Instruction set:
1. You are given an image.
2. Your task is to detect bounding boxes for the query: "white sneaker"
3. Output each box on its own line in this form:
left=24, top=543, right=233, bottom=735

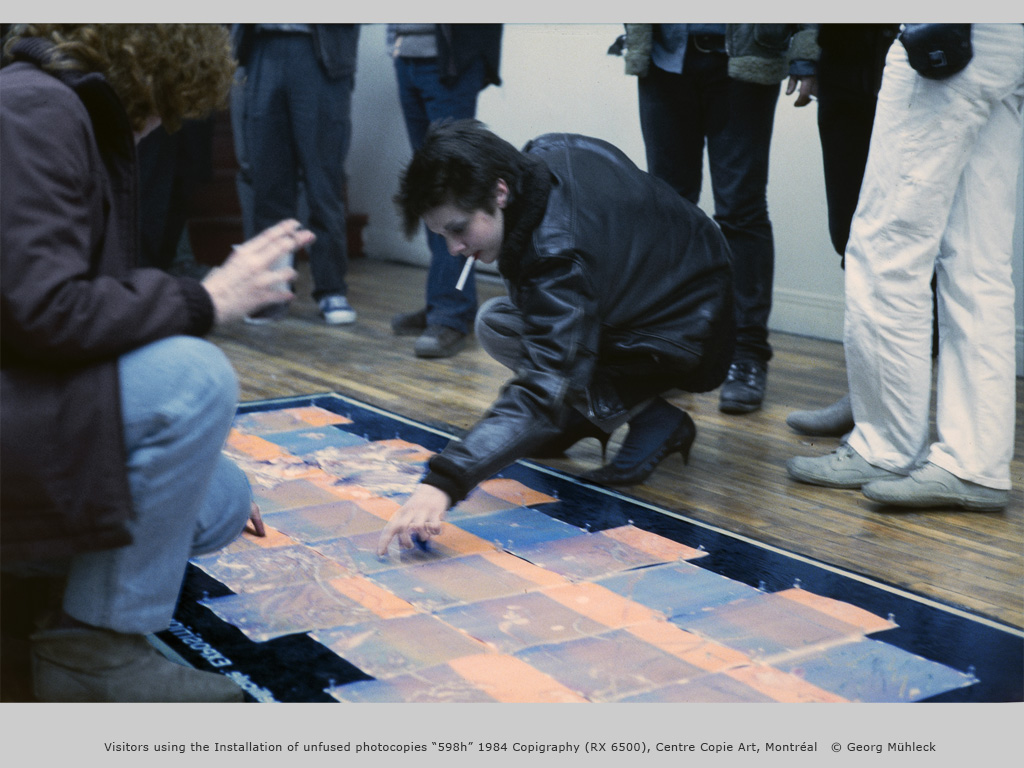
left=319, top=295, right=356, bottom=325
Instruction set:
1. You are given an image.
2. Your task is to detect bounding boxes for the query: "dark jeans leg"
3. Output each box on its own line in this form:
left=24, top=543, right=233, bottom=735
left=394, top=57, right=486, bottom=334
left=704, top=69, right=779, bottom=366
left=638, top=53, right=778, bottom=366
left=243, top=36, right=300, bottom=241
left=290, top=63, right=354, bottom=300
left=637, top=64, right=707, bottom=204
left=244, top=34, right=353, bottom=300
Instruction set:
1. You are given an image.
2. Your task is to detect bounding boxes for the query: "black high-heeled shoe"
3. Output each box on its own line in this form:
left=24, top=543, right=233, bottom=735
left=531, top=410, right=611, bottom=460
left=581, top=399, right=695, bottom=486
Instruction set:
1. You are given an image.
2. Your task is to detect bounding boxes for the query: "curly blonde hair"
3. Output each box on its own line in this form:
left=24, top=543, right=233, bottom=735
left=4, top=24, right=236, bottom=132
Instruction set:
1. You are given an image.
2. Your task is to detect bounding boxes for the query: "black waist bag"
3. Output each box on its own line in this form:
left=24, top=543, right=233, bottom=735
left=899, top=24, right=973, bottom=79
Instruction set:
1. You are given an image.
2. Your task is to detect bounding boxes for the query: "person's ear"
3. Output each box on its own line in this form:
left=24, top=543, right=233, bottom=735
left=494, top=179, right=509, bottom=209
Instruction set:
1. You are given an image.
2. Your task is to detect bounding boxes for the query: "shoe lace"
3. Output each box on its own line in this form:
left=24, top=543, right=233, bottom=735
left=322, top=296, right=349, bottom=311
left=727, top=361, right=763, bottom=386
left=834, top=443, right=858, bottom=463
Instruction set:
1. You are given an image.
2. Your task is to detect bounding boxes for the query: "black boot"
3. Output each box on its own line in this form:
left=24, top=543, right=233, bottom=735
left=719, top=360, right=767, bottom=414
left=581, top=399, right=695, bottom=486
left=531, top=410, right=610, bottom=460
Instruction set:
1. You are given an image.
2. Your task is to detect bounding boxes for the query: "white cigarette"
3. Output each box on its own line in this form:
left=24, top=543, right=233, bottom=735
left=455, top=256, right=475, bottom=291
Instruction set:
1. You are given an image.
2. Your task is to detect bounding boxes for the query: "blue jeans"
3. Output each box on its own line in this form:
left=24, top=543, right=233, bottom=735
left=61, top=337, right=251, bottom=634
left=238, top=32, right=354, bottom=300
left=638, top=50, right=779, bottom=364
left=394, top=56, right=487, bottom=334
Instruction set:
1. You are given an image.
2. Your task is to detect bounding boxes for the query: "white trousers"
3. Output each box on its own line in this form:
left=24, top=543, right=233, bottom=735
left=845, top=23, right=1024, bottom=490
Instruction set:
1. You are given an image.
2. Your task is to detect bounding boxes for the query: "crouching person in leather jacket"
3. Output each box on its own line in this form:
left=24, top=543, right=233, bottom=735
left=378, top=120, right=734, bottom=555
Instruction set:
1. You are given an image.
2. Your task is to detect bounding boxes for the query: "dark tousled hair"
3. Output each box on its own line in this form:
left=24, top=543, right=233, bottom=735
left=394, top=119, right=524, bottom=238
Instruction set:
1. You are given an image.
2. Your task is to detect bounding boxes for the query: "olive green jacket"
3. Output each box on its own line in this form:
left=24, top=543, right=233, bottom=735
left=620, top=24, right=819, bottom=84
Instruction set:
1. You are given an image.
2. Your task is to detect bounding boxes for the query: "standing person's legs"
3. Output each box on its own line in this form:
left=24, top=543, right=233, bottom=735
left=702, top=65, right=778, bottom=413
left=418, top=58, right=486, bottom=337
left=844, top=37, right=1008, bottom=476
left=816, top=50, right=884, bottom=261
left=240, top=34, right=300, bottom=322
left=637, top=63, right=710, bottom=205
left=287, top=36, right=354, bottom=308
left=705, top=74, right=779, bottom=372
left=393, top=56, right=486, bottom=356
left=230, top=68, right=255, bottom=240
left=242, top=35, right=299, bottom=238
left=926, top=24, right=1024, bottom=491
left=786, top=38, right=888, bottom=437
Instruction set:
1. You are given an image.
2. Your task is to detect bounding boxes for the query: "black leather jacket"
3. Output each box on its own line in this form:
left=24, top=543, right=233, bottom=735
left=423, top=133, right=734, bottom=505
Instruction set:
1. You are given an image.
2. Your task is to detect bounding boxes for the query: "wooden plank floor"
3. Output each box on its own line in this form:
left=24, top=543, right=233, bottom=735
left=210, top=257, right=1024, bottom=629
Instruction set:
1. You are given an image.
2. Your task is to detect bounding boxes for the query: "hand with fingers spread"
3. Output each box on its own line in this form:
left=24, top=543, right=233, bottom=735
left=377, top=484, right=450, bottom=556
left=202, top=219, right=316, bottom=325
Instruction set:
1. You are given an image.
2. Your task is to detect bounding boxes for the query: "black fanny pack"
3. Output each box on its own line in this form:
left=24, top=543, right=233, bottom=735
left=899, top=24, right=973, bottom=79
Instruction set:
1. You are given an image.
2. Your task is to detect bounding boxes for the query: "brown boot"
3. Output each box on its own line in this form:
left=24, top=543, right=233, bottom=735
left=30, top=627, right=244, bottom=702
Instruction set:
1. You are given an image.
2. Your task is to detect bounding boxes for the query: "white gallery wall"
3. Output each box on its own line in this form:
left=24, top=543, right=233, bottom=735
left=345, top=23, right=1024, bottom=375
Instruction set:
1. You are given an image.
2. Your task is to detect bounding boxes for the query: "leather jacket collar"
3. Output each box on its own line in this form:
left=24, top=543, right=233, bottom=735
left=496, top=155, right=553, bottom=282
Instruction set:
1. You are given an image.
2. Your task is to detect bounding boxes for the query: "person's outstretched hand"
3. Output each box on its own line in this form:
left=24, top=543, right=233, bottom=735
left=202, top=219, right=315, bottom=325
left=377, top=484, right=450, bottom=556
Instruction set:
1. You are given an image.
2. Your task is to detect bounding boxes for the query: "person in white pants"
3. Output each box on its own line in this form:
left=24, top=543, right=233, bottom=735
left=787, top=23, right=1023, bottom=511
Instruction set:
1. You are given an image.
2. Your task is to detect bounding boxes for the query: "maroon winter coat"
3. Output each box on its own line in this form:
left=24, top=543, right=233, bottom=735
left=0, top=39, right=216, bottom=561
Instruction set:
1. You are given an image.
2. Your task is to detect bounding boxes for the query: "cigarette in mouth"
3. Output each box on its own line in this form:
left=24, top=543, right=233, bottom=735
left=456, top=256, right=475, bottom=291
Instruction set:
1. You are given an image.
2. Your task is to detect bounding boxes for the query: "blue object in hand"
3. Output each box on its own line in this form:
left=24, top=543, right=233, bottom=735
left=412, top=532, right=431, bottom=552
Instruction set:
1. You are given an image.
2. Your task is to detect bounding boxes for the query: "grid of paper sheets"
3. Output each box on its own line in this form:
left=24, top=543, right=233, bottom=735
left=191, top=405, right=976, bottom=703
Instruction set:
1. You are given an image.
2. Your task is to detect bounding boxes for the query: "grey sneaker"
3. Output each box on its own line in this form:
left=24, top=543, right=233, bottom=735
left=862, top=462, right=1009, bottom=511
left=414, top=325, right=467, bottom=358
left=319, top=295, right=356, bottom=325
left=787, top=443, right=900, bottom=489
left=786, top=394, right=854, bottom=437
